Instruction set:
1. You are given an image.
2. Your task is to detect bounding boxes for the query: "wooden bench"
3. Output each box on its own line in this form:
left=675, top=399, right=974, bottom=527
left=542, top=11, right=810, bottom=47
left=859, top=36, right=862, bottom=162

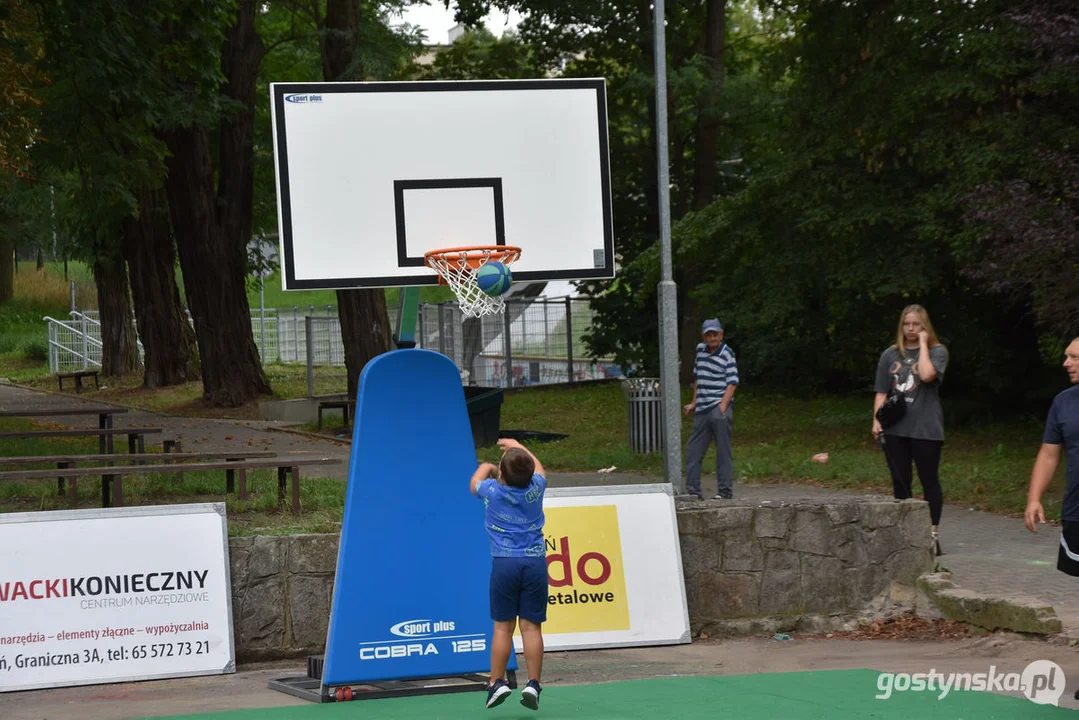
left=57, top=370, right=100, bottom=393
left=317, top=400, right=354, bottom=430
left=0, top=456, right=343, bottom=515
left=0, top=451, right=278, bottom=498
left=0, top=427, right=164, bottom=454
left=0, top=407, right=129, bottom=453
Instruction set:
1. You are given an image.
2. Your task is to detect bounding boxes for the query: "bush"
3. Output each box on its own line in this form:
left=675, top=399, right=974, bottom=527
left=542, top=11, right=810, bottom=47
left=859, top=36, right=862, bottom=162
left=22, top=340, right=49, bottom=363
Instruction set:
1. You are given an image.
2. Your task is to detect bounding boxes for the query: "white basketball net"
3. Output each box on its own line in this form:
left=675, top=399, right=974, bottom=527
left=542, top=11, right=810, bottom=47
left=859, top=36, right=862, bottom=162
left=425, top=247, right=521, bottom=319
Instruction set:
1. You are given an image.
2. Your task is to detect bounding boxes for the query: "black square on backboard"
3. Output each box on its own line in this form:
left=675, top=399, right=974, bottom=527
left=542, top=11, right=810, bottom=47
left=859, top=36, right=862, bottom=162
left=394, top=178, right=506, bottom=267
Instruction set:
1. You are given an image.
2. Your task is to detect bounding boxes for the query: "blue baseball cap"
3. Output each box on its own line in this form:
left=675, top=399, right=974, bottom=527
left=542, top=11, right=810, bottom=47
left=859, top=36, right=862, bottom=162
left=701, top=318, right=722, bottom=334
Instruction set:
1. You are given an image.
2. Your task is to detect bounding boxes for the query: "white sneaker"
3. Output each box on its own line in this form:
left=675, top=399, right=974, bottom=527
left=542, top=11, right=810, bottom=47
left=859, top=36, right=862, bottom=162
left=520, top=679, right=541, bottom=710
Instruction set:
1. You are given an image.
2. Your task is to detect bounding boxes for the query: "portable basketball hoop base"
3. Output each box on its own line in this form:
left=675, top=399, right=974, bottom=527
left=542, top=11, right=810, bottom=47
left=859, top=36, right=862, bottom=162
left=268, top=655, right=516, bottom=704
left=267, top=349, right=518, bottom=705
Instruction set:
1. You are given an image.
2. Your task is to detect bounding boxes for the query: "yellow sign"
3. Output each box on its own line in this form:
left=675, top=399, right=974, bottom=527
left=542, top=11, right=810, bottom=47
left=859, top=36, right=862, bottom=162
left=539, top=505, right=630, bottom=634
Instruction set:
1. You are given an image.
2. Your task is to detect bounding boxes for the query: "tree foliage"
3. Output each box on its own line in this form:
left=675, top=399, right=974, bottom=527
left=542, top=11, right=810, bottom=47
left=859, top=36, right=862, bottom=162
left=557, top=0, right=1077, bottom=404
left=960, top=0, right=1079, bottom=341
left=0, top=0, right=43, bottom=185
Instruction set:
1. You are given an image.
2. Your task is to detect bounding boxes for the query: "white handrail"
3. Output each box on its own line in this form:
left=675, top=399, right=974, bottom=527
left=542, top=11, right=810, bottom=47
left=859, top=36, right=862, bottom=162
left=43, top=316, right=103, bottom=372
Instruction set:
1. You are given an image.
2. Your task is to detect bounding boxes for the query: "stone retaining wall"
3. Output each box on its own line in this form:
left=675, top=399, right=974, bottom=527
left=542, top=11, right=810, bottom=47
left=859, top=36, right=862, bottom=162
left=678, top=499, right=936, bottom=637
left=228, top=498, right=936, bottom=661
left=229, top=535, right=339, bottom=662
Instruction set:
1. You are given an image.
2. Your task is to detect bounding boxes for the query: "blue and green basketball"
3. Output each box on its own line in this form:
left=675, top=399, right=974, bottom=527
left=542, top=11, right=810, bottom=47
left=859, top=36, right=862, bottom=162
left=476, top=261, right=512, bottom=297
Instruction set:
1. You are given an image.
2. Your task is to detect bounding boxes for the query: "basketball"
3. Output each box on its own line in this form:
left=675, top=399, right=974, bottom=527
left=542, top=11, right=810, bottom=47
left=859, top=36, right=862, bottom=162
left=476, top=261, right=512, bottom=297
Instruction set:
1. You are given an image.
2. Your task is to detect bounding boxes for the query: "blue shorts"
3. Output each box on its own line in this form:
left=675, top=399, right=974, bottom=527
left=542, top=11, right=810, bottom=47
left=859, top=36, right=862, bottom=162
left=490, top=556, right=548, bottom=625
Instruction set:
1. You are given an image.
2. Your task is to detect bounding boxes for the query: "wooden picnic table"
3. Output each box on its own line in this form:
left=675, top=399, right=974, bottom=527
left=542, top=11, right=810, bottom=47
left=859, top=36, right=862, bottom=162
left=0, top=427, right=162, bottom=454
left=0, top=406, right=129, bottom=453
left=0, top=455, right=343, bottom=515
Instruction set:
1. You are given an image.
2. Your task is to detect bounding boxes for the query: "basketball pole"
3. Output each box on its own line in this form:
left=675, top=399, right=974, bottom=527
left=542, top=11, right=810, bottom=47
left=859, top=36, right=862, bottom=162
left=396, top=287, right=421, bottom=348
left=653, top=0, right=684, bottom=493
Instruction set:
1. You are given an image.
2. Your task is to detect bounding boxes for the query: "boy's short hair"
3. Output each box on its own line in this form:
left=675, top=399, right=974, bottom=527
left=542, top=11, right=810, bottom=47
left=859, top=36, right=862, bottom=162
left=500, top=448, right=535, bottom=488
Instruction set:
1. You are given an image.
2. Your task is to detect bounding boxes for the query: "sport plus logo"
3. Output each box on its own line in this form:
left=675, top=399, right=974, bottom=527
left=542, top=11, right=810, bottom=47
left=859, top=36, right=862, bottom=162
left=389, top=619, right=456, bottom=638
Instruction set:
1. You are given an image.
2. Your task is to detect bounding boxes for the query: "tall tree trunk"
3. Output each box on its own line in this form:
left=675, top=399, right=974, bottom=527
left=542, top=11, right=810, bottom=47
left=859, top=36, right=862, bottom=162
left=321, top=0, right=393, bottom=400
left=218, top=0, right=263, bottom=270
left=123, top=186, right=200, bottom=388
left=691, top=0, right=725, bottom=211
left=0, top=239, right=13, bottom=304
left=680, top=0, right=726, bottom=383
left=160, top=0, right=270, bottom=406
left=164, top=125, right=270, bottom=406
left=35, top=246, right=44, bottom=270
left=92, top=252, right=140, bottom=377
left=339, top=291, right=393, bottom=396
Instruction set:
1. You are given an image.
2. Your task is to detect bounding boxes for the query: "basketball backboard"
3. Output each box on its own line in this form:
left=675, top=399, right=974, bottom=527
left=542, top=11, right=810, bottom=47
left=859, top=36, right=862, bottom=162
left=269, top=78, right=614, bottom=290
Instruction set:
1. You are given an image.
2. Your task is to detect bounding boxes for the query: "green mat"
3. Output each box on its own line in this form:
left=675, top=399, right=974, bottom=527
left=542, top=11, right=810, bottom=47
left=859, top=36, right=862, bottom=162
left=152, top=670, right=1073, bottom=719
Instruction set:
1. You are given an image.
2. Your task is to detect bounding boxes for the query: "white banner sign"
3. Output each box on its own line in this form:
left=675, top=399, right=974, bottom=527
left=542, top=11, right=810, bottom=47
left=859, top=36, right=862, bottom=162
left=0, top=504, right=235, bottom=692
left=514, top=484, right=690, bottom=652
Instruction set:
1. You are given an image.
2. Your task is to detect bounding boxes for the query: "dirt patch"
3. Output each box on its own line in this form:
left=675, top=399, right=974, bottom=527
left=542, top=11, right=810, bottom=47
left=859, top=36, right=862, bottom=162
left=795, top=616, right=976, bottom=642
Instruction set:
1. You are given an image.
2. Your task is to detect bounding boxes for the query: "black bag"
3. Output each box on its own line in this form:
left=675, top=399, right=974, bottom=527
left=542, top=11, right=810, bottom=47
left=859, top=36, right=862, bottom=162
left=876, top=387, right=907, bottom=428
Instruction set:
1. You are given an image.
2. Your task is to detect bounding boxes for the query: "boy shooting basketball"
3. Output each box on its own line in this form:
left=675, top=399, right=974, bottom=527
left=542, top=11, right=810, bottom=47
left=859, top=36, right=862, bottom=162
left=470, top=438, right=548, bottom=710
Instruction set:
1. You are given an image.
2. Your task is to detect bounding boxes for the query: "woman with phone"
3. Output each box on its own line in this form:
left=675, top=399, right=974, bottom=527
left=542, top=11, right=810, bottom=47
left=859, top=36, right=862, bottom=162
left=872, top=305, right=950, bottom=555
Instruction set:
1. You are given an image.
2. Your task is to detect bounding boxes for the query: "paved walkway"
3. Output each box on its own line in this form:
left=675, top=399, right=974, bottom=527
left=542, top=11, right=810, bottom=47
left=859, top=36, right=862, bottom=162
left=2, top=382, right=1076, bottom=632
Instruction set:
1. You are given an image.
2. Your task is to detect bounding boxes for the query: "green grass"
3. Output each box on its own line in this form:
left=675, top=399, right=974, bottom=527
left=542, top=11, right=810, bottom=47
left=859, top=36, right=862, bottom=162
left=488, top=383, right=1064, bottom=521
left=0, top=261, right=96, bottom=381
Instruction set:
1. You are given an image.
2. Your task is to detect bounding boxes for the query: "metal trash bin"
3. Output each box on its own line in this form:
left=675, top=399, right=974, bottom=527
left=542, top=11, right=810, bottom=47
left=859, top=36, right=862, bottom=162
left=622, top=378, right=663, bottom=454
left=464, top=386, right=504, bottom=449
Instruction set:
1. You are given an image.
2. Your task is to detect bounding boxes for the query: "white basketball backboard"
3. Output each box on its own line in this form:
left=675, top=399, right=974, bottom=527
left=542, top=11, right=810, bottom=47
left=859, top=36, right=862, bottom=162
left=269, top=79, right=615, bottom=290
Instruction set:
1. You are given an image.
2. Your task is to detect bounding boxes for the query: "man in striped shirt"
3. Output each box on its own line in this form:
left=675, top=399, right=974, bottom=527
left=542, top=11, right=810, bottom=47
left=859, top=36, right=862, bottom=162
left=683, top=318, right=739, bottom=500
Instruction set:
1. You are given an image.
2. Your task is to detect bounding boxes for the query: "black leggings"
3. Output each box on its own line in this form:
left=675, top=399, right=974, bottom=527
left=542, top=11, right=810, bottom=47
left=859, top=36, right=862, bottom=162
left=881, top=435, right=943, bottom=525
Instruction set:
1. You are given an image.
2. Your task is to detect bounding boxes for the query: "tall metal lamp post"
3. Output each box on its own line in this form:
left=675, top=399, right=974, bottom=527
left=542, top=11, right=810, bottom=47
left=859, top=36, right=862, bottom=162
left=653, top=0, right=684, bottom=493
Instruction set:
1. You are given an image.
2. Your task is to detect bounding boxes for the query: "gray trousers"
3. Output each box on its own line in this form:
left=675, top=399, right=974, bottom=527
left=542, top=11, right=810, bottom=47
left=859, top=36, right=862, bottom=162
left=685, top=403, right=734, bottom=498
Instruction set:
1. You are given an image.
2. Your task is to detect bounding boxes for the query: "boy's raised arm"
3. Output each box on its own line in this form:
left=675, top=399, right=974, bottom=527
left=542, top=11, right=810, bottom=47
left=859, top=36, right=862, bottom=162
left=471, top=462, right=497, bottom=495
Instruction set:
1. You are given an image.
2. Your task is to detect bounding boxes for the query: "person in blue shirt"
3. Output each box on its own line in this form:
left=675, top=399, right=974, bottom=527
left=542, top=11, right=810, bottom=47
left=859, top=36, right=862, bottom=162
left=470, top=438, right=548, bottom=711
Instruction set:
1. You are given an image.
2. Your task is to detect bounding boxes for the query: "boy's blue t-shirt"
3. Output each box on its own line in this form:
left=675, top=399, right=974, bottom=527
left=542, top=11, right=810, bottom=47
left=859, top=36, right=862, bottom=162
left=476, top=473, right=547, bottom=558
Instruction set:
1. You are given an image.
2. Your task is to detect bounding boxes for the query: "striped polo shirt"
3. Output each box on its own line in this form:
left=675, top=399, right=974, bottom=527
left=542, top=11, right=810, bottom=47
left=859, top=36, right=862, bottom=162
left=693, top=342, right=739, bottom=413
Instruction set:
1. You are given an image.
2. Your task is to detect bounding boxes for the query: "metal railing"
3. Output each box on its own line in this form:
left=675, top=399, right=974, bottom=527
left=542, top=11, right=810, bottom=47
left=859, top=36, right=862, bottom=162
left=44, top=312, right=104, bottom=372
left=299, top=298, right=620, bottom=389
left=45, top=298, right=620, bottom=390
